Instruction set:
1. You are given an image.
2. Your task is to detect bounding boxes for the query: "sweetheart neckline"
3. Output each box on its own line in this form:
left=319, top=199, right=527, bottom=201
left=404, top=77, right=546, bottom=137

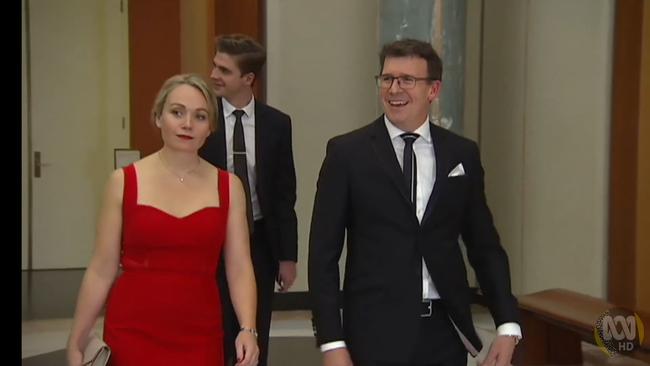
left=135, top=203, right=221, bottom=219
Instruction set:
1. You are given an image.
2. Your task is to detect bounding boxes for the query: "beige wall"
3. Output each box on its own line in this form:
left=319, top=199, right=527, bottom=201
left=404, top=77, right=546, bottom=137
left=24, top=0, right=130, bottom=268
left=266, top=0, right=379, bottom=291
left=480, top=0, right=528, bottom=296
left=481, top=0, right=613, bottom=297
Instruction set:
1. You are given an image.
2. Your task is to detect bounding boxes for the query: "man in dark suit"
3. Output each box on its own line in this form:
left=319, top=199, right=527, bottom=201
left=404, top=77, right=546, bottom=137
left=308, top=39, right=521, bottom=366
left=200, top=34, right=298, bottom=366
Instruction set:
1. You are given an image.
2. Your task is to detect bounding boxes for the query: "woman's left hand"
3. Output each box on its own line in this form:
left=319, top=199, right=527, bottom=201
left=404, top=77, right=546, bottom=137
left=234, top=329, right=259, bottom=366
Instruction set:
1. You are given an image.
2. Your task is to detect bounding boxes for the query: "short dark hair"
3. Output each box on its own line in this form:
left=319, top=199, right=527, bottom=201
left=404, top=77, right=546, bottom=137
left=215, top=34, right=266, bottom=78
left=379, top=39, right=442, bottom=81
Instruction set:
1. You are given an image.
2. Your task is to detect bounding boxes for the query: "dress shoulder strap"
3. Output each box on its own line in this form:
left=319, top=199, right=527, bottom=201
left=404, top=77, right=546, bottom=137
left=121, top=164, right=138, bottom=213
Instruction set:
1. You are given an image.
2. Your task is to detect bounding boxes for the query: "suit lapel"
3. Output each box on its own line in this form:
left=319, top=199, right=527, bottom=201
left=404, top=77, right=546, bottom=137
left=254, top=101, right=266, bottom=188
left=369, top=117, right=415, bottom=213
left=422, top=123, right=452, bottom=223
left=215, top=98, right=227, bottom=168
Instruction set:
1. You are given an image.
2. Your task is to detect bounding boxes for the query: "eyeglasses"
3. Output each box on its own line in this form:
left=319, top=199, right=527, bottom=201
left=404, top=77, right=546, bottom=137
left=375, top=75, right=436, bottom=89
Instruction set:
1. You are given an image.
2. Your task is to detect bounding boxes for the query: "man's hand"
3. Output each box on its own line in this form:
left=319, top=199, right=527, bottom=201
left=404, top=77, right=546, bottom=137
left=479, top=335, right=517, bottom=366
left=276, top=260, right=297, bottom=292
left=323, top=348, right=353, bottom=366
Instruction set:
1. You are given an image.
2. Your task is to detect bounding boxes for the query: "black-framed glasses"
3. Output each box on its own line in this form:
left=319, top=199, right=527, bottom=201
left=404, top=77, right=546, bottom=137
left=375, top=75, right=436, bottom=89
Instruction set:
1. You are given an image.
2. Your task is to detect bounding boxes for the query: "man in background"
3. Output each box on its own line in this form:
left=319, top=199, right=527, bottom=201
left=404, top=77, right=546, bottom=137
left=200, top=33, right=298, bottom=366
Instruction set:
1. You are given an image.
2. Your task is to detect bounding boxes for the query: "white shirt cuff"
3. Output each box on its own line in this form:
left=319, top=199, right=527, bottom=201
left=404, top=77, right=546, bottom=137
left=496, top=322, right=522, bottom=339
left=320, top=341, right=347, bottom=353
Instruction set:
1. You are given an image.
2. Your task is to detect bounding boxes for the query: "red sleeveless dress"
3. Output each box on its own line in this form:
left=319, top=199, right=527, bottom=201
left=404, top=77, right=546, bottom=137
left=103, top=165, right=228, bottom=365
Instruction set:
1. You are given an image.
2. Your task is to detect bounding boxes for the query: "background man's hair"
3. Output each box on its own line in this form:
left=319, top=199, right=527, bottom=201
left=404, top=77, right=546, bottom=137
left=215, top=34, right=267, bottom=77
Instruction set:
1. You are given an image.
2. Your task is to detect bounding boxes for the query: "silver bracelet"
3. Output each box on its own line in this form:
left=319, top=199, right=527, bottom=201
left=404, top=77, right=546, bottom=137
left=240, top=327, right=258, bottom=338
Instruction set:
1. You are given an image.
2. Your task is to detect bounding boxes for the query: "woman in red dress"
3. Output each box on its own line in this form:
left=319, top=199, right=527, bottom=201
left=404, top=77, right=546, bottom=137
left=66, top=74, right=259, bottom=366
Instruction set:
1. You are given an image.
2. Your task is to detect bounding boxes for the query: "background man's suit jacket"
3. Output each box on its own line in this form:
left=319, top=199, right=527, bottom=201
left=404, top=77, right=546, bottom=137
left=308, top=117, right=519, bottom=362
left=200, top=98, right=298, bottom=262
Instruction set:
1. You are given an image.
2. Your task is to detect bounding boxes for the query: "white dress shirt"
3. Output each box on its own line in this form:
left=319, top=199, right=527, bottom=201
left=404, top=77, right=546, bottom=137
left=320, top=116, right=521, bottom=353
left=384, top=116, right=440, bottom=300
left=222, top=97, right=262, bottom=220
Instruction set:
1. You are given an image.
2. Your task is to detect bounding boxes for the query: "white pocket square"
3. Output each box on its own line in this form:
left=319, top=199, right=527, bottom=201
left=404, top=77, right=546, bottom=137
left=448, top=163, right=465, bottom=177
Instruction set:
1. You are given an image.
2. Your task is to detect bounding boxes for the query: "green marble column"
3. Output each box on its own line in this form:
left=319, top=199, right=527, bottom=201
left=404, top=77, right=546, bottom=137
left=379, top=0, right=467, bottom=135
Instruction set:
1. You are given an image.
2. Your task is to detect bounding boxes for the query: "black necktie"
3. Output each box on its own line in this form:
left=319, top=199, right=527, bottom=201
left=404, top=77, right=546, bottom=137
left=400, top=133, right=420, bottom=207
left=401, top=132, right=422, bottom=299
left=232, top=109, right=254, bottom=234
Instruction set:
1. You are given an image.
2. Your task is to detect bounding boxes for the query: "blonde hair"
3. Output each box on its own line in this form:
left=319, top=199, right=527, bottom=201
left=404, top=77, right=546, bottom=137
left=151, top=73, right=219, bottom=131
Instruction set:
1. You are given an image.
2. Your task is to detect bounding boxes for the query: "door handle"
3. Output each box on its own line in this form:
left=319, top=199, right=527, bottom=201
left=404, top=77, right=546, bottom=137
left=34, top=151, right=52, bottom=178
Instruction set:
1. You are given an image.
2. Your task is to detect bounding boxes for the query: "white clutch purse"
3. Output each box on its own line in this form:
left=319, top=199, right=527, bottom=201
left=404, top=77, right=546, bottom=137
left=82, top=335, right=111, bottom=366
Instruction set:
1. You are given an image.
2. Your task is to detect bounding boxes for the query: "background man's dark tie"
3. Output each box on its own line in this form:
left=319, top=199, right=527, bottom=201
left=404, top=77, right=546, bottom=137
left=232, top=109, right=254, bottom=234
